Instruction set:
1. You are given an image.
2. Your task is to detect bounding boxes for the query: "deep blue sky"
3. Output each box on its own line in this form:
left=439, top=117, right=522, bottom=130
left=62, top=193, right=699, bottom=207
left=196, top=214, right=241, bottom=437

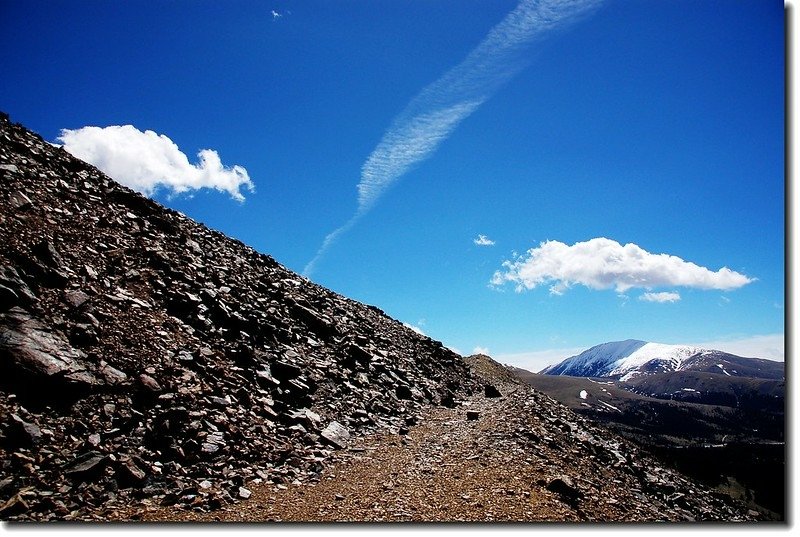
left=1, top=0, right=784, bottom=369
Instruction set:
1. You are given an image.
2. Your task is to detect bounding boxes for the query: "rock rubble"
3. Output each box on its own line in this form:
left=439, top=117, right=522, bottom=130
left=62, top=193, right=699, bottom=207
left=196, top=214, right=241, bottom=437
left=0, top=113, right=759, bottom=522
left=0, top=112, right=479, bottom=520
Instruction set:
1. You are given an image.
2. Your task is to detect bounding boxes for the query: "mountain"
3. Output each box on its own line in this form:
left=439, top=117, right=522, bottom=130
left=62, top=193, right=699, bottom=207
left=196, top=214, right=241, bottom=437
left=540, top=339, right=783, bottom=382
left=519, top=339, right=785, bottom=519
left=0, top=112, right=481, bottom=520
left=0, top=113, right=762, bottom=522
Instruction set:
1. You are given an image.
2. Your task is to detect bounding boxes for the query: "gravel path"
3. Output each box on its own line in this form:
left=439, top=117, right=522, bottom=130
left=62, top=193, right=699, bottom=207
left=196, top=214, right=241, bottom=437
left=112, top=390, right=619, bottom=522
left=109, top=365, right=756, bottom=523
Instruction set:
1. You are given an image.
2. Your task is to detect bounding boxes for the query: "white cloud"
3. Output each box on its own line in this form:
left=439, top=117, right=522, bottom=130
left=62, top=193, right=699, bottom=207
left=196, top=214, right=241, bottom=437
left=472, top=346, right=490, bottom=355
left=639, top=291, right=681, bottom=303
left=474, top=234, right=496, bottom=246
left=270, top=10, right=282, bottom=19
left=58, top=125, right=254, bottom=202
left=491, top=238, right=754, bottom=295
left=304, top=0, right=600, bottom=276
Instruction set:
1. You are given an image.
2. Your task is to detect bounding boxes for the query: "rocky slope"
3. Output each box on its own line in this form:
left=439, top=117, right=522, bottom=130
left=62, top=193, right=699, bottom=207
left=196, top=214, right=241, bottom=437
left=112, top=354, right=760, bottom=522
left=0, top=112, right=480, bottom=520
left=517, top=370, right=784, bottom=518
left=0, top=113, right=763, bottom=522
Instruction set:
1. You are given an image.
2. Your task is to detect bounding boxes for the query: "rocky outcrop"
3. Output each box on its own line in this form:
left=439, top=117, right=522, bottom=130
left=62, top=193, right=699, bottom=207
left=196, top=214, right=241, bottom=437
left=0, top=112, right=479, bottom=520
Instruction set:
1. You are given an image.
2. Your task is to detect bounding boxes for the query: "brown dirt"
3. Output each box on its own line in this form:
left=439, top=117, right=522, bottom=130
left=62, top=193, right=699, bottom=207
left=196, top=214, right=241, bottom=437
left=108, top=390, right=627, bottom=522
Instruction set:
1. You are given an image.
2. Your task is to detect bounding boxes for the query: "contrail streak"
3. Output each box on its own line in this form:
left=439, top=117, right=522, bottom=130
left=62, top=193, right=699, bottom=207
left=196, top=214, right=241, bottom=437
left=304, top=0, right=600, bottom=276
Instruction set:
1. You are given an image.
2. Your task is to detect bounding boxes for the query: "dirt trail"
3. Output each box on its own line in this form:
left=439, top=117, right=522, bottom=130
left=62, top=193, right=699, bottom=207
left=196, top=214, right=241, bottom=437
left=112, top=390, right=618, bottom=522
left=108, top=363, right=755, bottom=523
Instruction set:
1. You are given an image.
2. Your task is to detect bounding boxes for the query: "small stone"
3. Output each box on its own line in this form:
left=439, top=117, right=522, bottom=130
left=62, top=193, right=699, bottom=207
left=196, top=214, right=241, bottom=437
left=202, top=443, right=220, bottom=454
left=64, top=451, right=107, bottom=480
left=320, top=421, right=350, bottom=449
left=65, top=289, right=90, bottom=309
left=83, top=265, right=98, bottom=279
left=238, top=487, right=252, bottom=499
left=0, top=494, right=29, bottom=516
left=9, top=414, right=42, bottom=447
left=0, top=164, right=20, bottom=174
left=334, top=494, right=345, bottom=501
left=547, top=475, right=582, bottom=502
left=484, top=383, right=502, bottom=398
left=138, top=373, right=162, bottom=392
left=466, top=410, right=481, bottom=421
left=9, top=191, right=32, bottom=210
left=118, top=458, right=147, bottom=484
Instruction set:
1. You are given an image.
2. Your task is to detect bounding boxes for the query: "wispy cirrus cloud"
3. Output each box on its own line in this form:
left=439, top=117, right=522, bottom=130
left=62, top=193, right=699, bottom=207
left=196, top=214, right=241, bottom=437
left=491, top=238, right=754, bottom=295
left=474, top=234, right=496, bottom=246
left=58, top=125, right=253, bottom=202
left=304, top=0, right=601, bottom=276
left=639, top=291, right=681, bottom=303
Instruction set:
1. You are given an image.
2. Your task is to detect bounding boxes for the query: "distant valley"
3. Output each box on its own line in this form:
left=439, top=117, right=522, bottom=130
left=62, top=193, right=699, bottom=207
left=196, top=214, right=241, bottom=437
left=515, top=340, right=785, bottom=518
left=0, top=113, right=777, bottom=523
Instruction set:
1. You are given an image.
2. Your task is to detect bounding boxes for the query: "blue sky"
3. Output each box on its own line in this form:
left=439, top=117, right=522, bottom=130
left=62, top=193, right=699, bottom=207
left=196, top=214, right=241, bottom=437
left=1, top=0, right=784, bottom=370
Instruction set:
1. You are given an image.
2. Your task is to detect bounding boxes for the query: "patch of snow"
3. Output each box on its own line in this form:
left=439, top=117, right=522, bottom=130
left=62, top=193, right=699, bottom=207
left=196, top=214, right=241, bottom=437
left=615, top=343, right=705, bottom=380
left=579, top=390, right=588, bottom=400
left=597, top=400, right=621, bottom=413
left=681, top=388, right=697, bottom=392
left=541, top=339, right=647, bottom=376
left=587, top=378, right=614, bottom=385
left=545, top=339, right=711, bottom=380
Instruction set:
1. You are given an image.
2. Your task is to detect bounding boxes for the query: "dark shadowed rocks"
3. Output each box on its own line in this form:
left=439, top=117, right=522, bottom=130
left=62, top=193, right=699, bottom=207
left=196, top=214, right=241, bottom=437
left=0, top=112, right=761, bottom=523
left=0, top=112, right=480, bottom=520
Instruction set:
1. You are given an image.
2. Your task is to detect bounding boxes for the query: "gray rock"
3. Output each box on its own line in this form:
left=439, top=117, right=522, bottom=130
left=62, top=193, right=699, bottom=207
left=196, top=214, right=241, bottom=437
left=9, top=191, right=32, bottom=210
left=64, top=451, right=107, bottom=480
left=65, top=289, right=90, bottom=309
left=31, top=240, right=64, bottom=268
left=320, top=421, right=350, bottom=449
left=117, top=457, right=147, bottom=485
left=9, top=413, right=42, bottom=447
left=0, top=307, right=99, bottom=387
left=138, top=373, right=161, bottom=392
left=0, top=266, right=36, bottom=306
left=547, top=475, right=583, bottom=503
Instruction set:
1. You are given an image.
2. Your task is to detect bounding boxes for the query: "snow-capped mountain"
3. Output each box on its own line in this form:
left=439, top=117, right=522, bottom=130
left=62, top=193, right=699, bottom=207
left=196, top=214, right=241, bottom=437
left=540, top=339, right=783, bottom=381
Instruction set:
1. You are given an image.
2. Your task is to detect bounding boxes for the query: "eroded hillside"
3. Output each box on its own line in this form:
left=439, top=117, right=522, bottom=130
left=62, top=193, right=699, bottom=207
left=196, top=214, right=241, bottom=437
left=0, top=114, right=762, bottom=522
left=0, top=112, right=479, bottom=520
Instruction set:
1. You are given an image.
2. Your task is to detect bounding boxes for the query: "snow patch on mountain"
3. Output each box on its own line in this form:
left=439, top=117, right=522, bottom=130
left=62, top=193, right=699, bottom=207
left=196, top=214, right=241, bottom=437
left=540, top=339, right=647, bottom=377
left=541, top=339, right=708, bottom=380
left=614, top=343, right=705, bottom=381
